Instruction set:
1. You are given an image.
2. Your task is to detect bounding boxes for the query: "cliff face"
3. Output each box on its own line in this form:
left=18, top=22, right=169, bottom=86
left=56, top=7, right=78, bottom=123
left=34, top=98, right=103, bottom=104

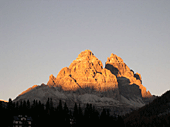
left=14, top=50, right=153, bottom=113
left=47, top=50, right=151, bottom=99
left=105, top=53, right=152, bottom=98
left=47, top=50, right=119, bottom=98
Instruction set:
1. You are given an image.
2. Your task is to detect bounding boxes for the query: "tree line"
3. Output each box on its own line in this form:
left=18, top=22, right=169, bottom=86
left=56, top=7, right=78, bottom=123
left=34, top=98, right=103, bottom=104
left=0, top=98, right=125, bottom=127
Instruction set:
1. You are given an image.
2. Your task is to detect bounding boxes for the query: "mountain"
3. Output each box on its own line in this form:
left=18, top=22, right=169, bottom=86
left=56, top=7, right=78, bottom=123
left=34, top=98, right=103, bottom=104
left=124, top=90, right=170, bottom=126
left=0, top=100, right=8, bottom=108
left=48, top=50, right=118, bottom=92
left=0, top=100, right=8, bottom=103
left=14, top=50, right=154, bottom=115
left=105, top=53, right=151, bottom=98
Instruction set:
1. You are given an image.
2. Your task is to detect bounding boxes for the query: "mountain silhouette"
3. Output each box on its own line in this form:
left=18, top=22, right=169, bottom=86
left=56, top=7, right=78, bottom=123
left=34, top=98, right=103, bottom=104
left=14, top=50, right=155, bottom=115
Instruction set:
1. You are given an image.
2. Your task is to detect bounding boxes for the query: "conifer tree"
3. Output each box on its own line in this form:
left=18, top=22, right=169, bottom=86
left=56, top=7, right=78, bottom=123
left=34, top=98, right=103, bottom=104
left=50, top=98, right=53, bottom=110
left=46, top=98, right=50, bottom=111
left=26, top=100, right=30, bottom=109
left=57, top=100, right=62, bottom=112
left=73, top=102, right=78, bottom=119
left=7, top=98, right=13, bottom=111
left=63, top=102, right=70, bottom=126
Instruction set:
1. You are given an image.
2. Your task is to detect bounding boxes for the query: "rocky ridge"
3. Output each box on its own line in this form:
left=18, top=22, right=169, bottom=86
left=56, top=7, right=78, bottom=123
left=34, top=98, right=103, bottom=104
left=105, top=53, right=152, bottom=98
left=47, top=50, right=119, bottom=99
left=14, top=50, right=154, bottom=115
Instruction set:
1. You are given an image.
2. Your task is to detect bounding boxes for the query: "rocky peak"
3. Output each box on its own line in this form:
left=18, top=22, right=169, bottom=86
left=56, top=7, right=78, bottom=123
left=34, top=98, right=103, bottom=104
left=77, top=50, right=95, bottom=61
left=108, top=53, right=124, bottom=64
left=105, top=53, right=151, bottom=98
left=47, top=50, right=152, bottom=99
left=105, top=53, right=132, bottom=77
left=69, top=50, right=103, bottom=72
left=47, top=50, right=118, bottom=95
left=14, top=50, right=154, bottom=112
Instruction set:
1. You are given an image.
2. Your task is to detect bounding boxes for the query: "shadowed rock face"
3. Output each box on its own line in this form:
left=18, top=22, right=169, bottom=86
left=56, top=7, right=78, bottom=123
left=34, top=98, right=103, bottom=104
left=47, top=50, right=119, bottom=98
left=105, top=53, right=152, bottom=98
left=105, top=53, right=134, bottom=77
left=117, top=77, right=142, bottom=99
left=14, top=50, right=154, bottom=113
left=47, top=50, right=152, bottom=99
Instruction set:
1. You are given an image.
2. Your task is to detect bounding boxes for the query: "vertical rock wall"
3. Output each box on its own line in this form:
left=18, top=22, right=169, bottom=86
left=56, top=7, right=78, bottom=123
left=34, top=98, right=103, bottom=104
left=47, top=50, right=152, bottom=100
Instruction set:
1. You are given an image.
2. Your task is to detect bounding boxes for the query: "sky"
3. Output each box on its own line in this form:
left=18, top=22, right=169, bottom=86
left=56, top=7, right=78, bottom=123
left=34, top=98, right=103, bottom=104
left=0, top=0, right=170, bottom=101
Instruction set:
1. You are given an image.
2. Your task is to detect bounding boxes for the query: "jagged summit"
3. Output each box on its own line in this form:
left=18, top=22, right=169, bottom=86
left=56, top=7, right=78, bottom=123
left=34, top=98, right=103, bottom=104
left=76, top=50, right=96, bottom=62
left=47, top=49, right=118, bottom=93
left=106, top=53, right=131, bottom=77
left=105, top=53, right=151, bottom=98
left=14, top=50, right=154, bottom=113
left=47, top=50, right=151, bottom=98
left=108, top=53, right=124, bottom=63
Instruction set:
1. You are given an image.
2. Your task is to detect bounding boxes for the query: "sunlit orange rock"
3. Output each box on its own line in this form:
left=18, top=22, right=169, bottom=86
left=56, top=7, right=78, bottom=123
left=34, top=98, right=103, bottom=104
left=19, top=85, right=38, bottom=96
left=0, top=100, right=8, bottom=102
left=105, top=53, right=152, bottom=98
left=15, top=49, right=154, bottom=110
left=47, top=50, right=152, bottom=98
left=47, top=50, right=118, bottom=93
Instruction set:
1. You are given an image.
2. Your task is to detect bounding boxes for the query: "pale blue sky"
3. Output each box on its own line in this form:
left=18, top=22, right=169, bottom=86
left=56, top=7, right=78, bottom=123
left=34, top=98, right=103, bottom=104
left=0, top=0, right=170, bottom=101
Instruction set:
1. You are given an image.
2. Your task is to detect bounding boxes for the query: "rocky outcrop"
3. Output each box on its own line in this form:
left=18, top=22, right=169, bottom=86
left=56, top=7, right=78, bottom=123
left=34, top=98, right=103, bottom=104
left=46, top=50, right=152, bottom=105
left=47, top=50, right=152, bottom=99
left=47, top=50, right=119, bottom=98
left=19, top=85, right=38, bottom=96
left=14, top=50, right=154, bottom=114
left=105, top=53, right=133, bottom=77
left=105, top=53, right=152, bottom=98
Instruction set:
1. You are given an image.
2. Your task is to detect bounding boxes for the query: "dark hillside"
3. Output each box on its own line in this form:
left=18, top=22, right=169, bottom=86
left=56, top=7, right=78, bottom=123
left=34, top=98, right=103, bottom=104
left=124, top=90, right=170, bottom=127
